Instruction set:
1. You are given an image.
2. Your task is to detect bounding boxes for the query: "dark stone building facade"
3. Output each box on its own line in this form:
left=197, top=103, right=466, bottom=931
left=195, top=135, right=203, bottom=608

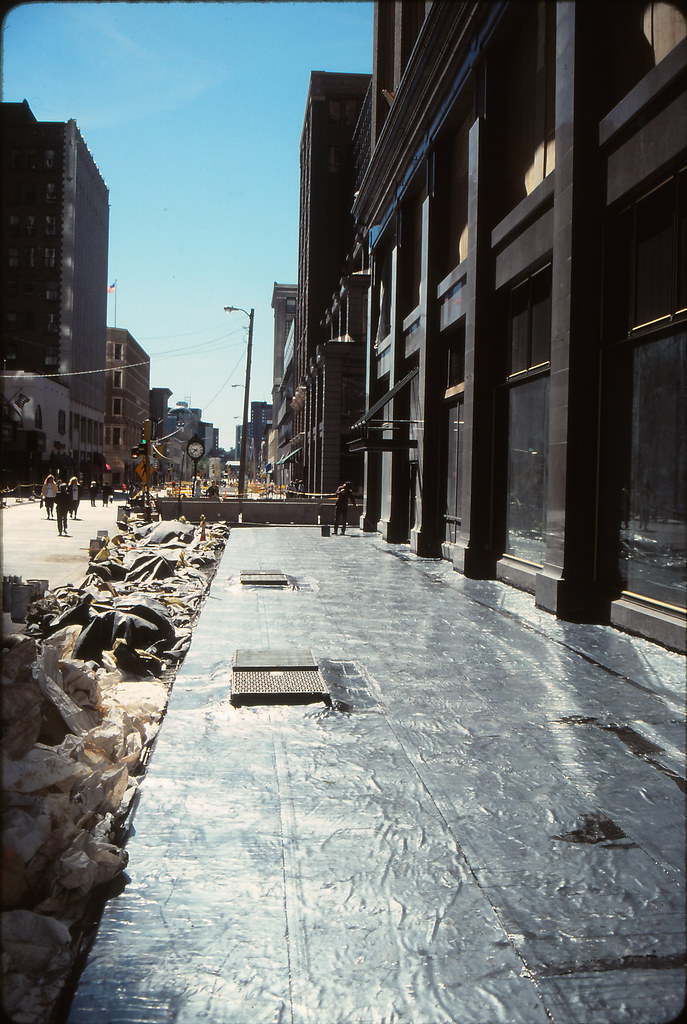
left=296, top=71, right=372, bottom=496
left=351, top=1, right=686, bottom=650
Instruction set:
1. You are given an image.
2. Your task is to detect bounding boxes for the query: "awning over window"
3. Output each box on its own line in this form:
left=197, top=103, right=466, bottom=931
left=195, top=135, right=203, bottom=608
left=348, top=436, right=418, bottom=453
left=352, top=366, right=419, bottom=429
left=276, top=447, right=302, bottom=467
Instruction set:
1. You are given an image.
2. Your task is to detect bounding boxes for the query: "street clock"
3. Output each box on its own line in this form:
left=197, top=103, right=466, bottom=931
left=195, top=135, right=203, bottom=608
left=186, top=437, right=205, bottom=460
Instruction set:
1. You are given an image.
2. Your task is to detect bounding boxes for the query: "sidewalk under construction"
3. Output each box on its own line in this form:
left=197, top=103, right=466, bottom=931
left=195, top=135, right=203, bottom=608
left=66, top=525, right=686, bottom=1024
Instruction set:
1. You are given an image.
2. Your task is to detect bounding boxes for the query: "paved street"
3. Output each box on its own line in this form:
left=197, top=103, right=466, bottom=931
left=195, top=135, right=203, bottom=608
left=3, top=505, right=686, bottom=1023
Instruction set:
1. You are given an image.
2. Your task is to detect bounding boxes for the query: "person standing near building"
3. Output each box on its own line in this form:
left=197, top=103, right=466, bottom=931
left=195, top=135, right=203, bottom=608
left=334, top=481, right=357, bottom=535
left=68, top=476, right=80, bottom=519
left=54, top=483, right=71, bottom=536
left=89, top=480, right=98, bottom=506
left=41, top=473, right=57, bottom=519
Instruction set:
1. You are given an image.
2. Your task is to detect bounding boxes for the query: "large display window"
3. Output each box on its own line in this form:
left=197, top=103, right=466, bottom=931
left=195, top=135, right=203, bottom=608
left=443, top=399, right=464, bottom=544
left=599, top=170, right=686, bottom=611
left=442, top=322, right=466, bottom=545
left=598, top=330, right=686, bottom=610
left=502, top=267, right=552, bottom=564
left=506, top=375, right=549, bottom=563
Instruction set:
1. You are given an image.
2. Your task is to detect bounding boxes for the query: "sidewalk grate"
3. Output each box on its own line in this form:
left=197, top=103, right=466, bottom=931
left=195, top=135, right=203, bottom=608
left=231, top=649, right=330, bottom=707
left=239, top=570, right=289, bottom=587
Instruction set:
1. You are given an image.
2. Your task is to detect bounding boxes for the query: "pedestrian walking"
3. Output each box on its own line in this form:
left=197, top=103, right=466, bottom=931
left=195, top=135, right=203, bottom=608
left=41, top=473, right=57, bottom=519
left=333, top=481, right=357, bottom=535
left=102, top=482, right=112, bottom=506
left=54, top=483, right=70, bottom=536
left=89, top=480, right=98, bottom=506
left=68, top=476, right=81, bottom=519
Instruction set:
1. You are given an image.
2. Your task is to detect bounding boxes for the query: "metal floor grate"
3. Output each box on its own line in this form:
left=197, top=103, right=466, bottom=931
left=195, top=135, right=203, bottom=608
left=231, top=649, right=330, bottom=707
left=239, top=570, right=289, bottom=587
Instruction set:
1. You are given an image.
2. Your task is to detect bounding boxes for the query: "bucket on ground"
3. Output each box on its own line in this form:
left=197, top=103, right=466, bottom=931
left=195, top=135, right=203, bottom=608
left=10, top=583, right=33, bottom=622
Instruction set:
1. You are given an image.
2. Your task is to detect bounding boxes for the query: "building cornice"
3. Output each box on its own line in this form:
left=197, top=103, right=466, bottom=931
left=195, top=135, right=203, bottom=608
left=353, top=1, right=504, bottom=238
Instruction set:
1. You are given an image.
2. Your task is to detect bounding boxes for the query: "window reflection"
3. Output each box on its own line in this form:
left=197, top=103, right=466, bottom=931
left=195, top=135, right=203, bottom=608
left=444, top=400, right=464, bottom=543
left=599, top=331, right=687, bottom=609
left=506, top=376, right=549, bottom=563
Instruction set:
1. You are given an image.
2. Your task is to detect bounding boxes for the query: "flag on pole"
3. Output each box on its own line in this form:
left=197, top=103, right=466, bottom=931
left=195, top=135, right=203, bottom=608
left=107, top=281, right=117, bottom=293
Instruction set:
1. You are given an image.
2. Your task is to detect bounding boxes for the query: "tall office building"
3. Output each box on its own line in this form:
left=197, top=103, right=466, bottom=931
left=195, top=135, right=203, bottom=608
left=1, top=100, right=109, bottom=482
left=249, top=400, right=272, bottom=476
left=270, top=282, right=297, bottom=473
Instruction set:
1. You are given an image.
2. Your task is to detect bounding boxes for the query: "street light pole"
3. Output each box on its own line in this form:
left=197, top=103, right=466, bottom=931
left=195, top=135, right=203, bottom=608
left=224, top=305, right=254, bottom=500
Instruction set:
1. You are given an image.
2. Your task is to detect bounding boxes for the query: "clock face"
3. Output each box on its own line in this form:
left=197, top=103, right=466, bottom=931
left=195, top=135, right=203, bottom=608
left=187, top=440, right=204, bottom=459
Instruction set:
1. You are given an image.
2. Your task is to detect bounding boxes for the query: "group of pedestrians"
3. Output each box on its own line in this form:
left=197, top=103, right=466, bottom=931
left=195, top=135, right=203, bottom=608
left=40, top=474, right=112, bottom=536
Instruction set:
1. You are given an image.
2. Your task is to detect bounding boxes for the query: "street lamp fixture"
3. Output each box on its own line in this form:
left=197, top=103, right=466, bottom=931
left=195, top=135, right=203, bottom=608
left=224, top=304, right=254, bottom=501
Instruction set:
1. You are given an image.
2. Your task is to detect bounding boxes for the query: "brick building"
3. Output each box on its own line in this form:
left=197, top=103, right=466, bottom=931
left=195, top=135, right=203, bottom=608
left=103, top=327, right=150, bottom=490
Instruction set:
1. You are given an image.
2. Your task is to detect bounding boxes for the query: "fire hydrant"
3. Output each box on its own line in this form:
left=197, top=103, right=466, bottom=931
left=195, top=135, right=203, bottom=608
left=199, top=514, right=207, bottom=541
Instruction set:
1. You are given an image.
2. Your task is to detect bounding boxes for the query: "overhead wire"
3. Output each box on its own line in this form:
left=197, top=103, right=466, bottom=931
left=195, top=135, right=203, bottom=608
left=201, top=348, right=248, bottom=411
left=0, top=327, right=246, bottom=381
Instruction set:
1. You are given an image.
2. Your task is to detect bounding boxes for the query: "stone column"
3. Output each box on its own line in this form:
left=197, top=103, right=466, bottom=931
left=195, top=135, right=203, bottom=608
left=377, top=244, right=411, bottom=543
left=456, top=116, right=498, bottom=579
left=410, top=180, right=443, bottom=557
left=535, top=2, right=605, bottom=620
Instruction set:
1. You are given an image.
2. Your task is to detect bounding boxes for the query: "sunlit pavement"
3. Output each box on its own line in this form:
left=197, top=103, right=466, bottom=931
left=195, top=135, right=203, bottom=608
left=15, top=518, right=685, bottom=1024
left=1, top=498, right=125, bottom=634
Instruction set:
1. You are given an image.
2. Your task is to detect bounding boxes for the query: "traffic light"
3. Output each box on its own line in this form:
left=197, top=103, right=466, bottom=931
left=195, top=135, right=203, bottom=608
left=133, top=419, right=151, bottom=459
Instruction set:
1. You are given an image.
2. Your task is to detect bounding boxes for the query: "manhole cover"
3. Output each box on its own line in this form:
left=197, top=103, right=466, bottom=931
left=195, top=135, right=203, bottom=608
left=231, top=649, right=330, bottom=707
left=239, top=570, right=289, bottom=587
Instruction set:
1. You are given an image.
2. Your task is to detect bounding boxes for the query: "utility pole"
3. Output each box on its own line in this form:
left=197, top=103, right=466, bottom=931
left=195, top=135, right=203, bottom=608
left=223, top=304, right=254, bottom=508
left=237, top=309, right=254, bottom=500
left=143, top=418, right=152, bottom=520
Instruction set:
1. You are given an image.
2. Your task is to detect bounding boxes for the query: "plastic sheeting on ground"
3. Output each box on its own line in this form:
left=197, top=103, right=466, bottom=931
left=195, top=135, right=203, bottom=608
left=1, top=517, right=228, bottom=1024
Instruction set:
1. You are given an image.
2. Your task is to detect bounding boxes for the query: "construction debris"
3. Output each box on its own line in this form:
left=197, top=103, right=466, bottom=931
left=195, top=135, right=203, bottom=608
left=1, top=516, right=228, bottom=1024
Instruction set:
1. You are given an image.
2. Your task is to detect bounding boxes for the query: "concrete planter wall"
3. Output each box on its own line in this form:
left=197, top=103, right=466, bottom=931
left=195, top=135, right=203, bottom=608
left=155, top=499, right=338, bottom=527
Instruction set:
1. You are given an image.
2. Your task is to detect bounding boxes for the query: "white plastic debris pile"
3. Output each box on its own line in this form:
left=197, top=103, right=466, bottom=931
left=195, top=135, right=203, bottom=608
left=1, top=517, right=229, bottom=1024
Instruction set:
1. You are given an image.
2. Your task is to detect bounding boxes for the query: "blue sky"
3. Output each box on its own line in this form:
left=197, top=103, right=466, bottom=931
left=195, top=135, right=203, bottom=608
left=2, top=1, right=373, bottom=449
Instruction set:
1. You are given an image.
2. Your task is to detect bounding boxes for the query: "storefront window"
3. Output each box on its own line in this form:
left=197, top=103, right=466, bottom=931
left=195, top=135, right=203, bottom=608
left=599, top=331, right=687, bottom=609
left=506, top=375, right=549, bottom=563
left=444, top=400, right=464, bottom=543
left=600, top=173, right=686, bottom=610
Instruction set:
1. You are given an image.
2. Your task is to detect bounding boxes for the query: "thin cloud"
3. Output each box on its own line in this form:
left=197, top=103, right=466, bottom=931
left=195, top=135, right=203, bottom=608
left=5, top=2, right=230, bottom=130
